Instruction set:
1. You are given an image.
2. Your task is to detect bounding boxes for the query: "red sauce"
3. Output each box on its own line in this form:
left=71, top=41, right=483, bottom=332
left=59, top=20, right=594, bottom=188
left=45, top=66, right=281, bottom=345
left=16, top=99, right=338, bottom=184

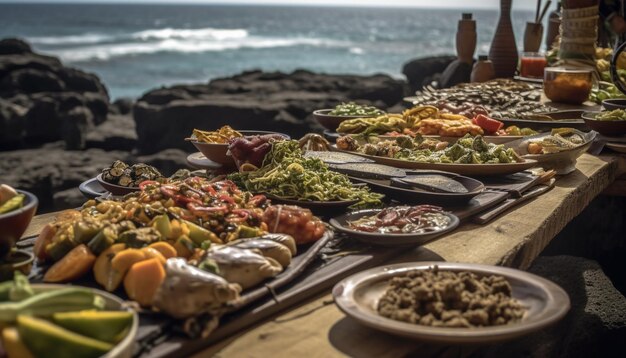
left=520, top=57, right=547, bottom=78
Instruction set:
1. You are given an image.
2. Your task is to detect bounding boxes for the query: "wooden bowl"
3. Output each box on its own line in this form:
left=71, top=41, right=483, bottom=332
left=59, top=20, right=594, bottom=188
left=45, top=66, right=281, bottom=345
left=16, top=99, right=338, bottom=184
left=0, top=190, right=38, bottom=258
left=190, top=130, right=290, bottom=167
left=582, top=112, right=626, bottom=136
left=96, top=174, right=141, bottom=196
left=313, top=109, right=378, bottom=132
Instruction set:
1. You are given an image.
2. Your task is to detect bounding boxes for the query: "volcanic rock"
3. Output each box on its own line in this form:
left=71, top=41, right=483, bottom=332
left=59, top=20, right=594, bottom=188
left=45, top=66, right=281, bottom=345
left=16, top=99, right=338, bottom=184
left=134, top=69, right=406, bottom=154
left=0, top=38, right=32, bottom=55
left=402, top=55, right=456, bottom=92
left=0, top=38, right=109, bottom=149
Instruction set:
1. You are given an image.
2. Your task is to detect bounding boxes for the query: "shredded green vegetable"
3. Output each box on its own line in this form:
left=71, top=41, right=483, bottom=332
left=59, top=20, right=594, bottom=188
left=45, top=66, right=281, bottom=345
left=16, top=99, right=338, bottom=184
left=396, top=135, right=522, bottom=164
left=229, top=141, right=383, bottom=208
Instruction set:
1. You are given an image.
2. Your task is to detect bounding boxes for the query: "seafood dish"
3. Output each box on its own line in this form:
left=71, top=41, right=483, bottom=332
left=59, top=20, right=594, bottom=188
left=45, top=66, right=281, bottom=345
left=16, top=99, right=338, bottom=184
left=100, top=161, right=164, bottom=188
left=377, top=266, right=526, bottom=327
left=337, top=134, right=523, bottom=164
left=0, top=184, right=24, bottom=214
left=229, top=140, right=383, bottom=208
left=191, top=125, right=243, bottom=144
left=409, top=79, right=554, bottom=119
left=392, top=175, right=468, bottom=193
left=525, top=128, right=587, bottom=155
left=298, top=133, right=331, bottom=152
left=347, top=205, right=452, bottom=234
left=34, top=176, right=327, bottom=319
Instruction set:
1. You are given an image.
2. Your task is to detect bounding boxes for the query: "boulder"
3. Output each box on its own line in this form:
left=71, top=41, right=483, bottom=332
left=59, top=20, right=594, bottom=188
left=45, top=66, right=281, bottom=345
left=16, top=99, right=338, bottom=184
left=110, top=97, right=134, bottom=115
left=438, top=59, right=473, bottom=89
left=136, top=149, right=188, bottom=176
left=0, top=98, right=27, bottom=149
left=0, top=145, right=190, bottom=212
left=0, top=38, right=32, bottom=55
left=402, top=55, right=456, bottom=92
left=0, top=146, right=129, bottom=211
left=53, top=188, right=87, bottom=211
left=85, top=114, right=137, bottom=151
left=0, top=38, right=110, bottom=149
left=134, top=70, right=406, bottom=154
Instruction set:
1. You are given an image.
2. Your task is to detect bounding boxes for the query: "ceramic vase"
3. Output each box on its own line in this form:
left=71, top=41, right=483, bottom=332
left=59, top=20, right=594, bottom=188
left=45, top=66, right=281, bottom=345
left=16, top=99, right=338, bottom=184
left=456, top=13, right=476, bottom=64
left=489, top=0, right=518, bottom=78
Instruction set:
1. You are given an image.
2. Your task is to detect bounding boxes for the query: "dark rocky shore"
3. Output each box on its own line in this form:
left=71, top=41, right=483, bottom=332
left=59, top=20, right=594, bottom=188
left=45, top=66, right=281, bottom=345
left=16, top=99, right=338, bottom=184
left=0, top=37, right=452, bottom=212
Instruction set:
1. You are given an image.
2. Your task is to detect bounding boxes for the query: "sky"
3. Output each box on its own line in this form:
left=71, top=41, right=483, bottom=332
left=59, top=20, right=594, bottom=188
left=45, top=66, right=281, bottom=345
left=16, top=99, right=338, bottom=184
left=0, top=0, right=538, bottom=10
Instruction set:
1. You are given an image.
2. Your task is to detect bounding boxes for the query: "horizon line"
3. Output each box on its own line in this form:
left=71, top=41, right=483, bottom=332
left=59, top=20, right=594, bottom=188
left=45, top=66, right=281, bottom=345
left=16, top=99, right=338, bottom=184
left=0, top=1, right=536, bottom=10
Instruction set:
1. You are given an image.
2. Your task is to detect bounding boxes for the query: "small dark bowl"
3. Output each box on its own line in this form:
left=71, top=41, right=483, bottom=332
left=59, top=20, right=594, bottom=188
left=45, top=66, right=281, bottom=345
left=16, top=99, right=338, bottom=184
left=96, top=174, right=141, bottom=196
left=191, top=130, right=290, bottom=167
left=602, top=99, right=626, bottom=111
left=313, top=109, right=379, bottom=132
left=0, top=249, right=34, bottom=281
left=582, top=111, right=626, bottom=136
left=0, top=190, right=38, bottom=258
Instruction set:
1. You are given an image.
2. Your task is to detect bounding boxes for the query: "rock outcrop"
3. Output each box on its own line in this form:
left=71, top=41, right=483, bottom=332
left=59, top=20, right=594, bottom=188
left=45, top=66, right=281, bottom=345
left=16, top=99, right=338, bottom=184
left=0, top=144, right=187, bottom=211
left=134, top=69, right=406, bottom=154
left=402, top=55, right=456, bottom=93
left=0, top=38, right=109, bottom=149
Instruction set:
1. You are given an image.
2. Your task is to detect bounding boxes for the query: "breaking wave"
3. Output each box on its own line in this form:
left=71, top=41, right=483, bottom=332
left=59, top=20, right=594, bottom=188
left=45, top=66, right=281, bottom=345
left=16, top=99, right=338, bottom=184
left=29, top=26, right=349, bottom=62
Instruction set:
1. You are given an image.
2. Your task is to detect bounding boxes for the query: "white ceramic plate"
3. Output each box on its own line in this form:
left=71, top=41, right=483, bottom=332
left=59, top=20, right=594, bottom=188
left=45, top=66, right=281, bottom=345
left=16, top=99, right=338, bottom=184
left=333, top=262, right=570, bottom=344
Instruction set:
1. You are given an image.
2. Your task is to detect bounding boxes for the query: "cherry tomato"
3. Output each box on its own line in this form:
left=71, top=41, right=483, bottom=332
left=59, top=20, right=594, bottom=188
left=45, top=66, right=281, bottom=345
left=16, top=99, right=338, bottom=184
left=474, top=114, right=504, bottom=134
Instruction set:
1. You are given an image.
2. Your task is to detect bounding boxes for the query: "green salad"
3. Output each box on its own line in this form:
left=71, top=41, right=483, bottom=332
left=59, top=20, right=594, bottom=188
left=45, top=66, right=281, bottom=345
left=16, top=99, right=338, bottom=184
left=328, top=102, right=385, bottom=117
left=594, top=109, right=626, bottom=121
left=229, top=140, right=383, bottom=208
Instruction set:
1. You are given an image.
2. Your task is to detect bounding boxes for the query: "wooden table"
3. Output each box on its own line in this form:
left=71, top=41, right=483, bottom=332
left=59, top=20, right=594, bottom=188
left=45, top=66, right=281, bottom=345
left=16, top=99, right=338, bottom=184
left=21, top=153, right=625, bottom=357
left=196, top=153, right=623, bottom=357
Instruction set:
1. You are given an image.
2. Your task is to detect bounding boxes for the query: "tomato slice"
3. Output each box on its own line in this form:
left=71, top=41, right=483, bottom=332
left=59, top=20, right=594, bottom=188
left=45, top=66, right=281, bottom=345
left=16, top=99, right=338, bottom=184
left=474, top=114, right=504, bottom=134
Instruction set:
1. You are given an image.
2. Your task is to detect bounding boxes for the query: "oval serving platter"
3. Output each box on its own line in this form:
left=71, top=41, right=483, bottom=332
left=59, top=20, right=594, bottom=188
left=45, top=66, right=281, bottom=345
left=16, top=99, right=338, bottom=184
left=333, top=262, right=570, bottom=344
left=356, top=173, right=485, bottom=205
left=262, top=193, right=360, bottom=212
left=79, top=177, right=108, bottom=199
left=330, top=209, right=459, bottom=246
left=332, top=146, right=538, bottom=176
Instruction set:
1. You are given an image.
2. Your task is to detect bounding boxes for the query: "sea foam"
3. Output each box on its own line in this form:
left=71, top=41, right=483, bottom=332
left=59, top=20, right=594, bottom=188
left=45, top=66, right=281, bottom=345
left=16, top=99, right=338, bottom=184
left=35, top=26, right=349, bottom=62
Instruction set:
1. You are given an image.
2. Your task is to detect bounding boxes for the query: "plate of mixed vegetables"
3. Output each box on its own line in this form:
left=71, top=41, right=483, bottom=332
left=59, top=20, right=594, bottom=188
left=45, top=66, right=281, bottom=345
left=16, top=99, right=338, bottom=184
left=33, top=174, right=332, bottom=333
left=334, top=134, right=537, bottom=176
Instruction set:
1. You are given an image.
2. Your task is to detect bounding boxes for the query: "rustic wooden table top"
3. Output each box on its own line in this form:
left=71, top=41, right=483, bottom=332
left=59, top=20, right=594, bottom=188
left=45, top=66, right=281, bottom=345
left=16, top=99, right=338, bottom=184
left=21, top=153, right=625, bottom=358
left=196, top=153, right=623, bottom=357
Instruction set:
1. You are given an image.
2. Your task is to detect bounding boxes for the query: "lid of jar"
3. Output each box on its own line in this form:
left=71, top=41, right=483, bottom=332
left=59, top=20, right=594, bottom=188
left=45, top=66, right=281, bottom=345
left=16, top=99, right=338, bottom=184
left=544, top=66, right=594, bottom=74
left=478, top=55, right=489, bottom=61
left=462, top=13, right=473, bottom=20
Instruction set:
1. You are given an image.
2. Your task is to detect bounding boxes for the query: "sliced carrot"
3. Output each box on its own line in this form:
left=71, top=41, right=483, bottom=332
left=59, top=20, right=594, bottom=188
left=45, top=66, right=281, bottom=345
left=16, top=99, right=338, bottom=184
left=123, top=258, right=165, bottom=307
left=43, top=244, right=96, bottom=283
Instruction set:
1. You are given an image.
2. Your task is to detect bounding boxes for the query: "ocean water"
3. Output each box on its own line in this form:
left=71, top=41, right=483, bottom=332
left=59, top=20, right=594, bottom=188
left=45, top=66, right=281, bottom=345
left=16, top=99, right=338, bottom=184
left=0, top=4, right=535, bottom=99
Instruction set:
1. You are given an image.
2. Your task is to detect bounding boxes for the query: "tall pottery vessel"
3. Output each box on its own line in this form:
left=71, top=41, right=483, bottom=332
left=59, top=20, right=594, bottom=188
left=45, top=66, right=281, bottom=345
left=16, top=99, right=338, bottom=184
left=489, top=0, right=518, bottom=78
